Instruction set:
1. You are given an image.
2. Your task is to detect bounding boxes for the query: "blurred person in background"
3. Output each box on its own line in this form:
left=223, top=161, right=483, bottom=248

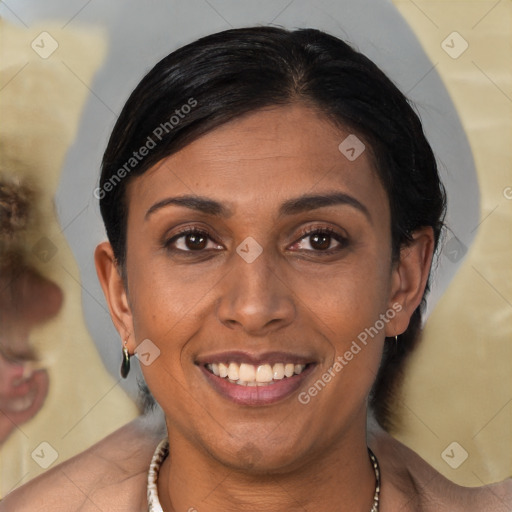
left=0, top=177, right=62, bottom=444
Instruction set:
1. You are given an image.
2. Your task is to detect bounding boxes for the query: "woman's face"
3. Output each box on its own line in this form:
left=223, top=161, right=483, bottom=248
left=98, top=104, right=431, bottom=472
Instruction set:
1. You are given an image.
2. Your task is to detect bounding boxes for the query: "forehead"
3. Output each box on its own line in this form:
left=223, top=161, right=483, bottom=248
left=126, top=104, right=387, bottom=219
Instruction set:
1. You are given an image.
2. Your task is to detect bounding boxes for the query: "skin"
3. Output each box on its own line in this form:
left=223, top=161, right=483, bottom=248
left=2, top=104, right=510, bottom=511
left=2, top=417, right=510, bottom=511
left=99, top=103, right=432, bottom=511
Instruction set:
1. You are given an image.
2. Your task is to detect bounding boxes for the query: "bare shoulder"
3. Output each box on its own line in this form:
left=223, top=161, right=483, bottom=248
left=368, top=425, right=512, bottom=512
left=0, top=414, right=164, bottom=512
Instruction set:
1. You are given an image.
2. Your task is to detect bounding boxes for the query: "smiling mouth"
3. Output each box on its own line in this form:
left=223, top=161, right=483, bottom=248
left=205, top=361, right=310, bottom=386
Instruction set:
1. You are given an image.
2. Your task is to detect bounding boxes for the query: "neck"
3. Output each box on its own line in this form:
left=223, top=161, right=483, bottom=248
left=158, top=415, right=377, bottom=512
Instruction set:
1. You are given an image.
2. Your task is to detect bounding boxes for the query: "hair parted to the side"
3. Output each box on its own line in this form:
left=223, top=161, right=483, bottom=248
left=99, top=26, right=446, bottom=431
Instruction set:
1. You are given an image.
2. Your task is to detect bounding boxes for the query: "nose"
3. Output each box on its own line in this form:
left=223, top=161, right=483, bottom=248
left=216, top=251, right=295, bottom=336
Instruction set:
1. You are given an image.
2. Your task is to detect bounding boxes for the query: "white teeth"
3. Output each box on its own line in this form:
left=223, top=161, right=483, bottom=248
left=284, top=363, right=295, bottom=378
left=273, top=363, right=285, bottom=380
left=228, top=362, right=239, bottom=381
left=256, top=364, right=273, bottom=383
left=239, top=363, right=256, bottom=382
left=206, top=361, right=308, bottom=386
left=218, top=363, right=228, bottom=378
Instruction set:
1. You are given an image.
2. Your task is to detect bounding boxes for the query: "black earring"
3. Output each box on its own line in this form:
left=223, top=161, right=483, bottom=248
left=121, top=341, right=131, bottom=378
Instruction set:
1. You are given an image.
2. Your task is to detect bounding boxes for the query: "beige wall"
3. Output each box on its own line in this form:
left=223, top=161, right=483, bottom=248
left=0, top=21, right=139, bottom=497
left=393, top=0, right=512, bottom=486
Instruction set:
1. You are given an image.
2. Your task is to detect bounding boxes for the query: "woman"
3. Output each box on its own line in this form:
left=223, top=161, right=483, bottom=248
left=2, top=27, right=510, bottom=511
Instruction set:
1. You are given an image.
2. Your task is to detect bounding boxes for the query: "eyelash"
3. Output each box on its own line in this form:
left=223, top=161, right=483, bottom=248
left=164, top=225, right=348, bottom=256
left=163, top=227, right=216, bottom=252
left=293, top=226, right=348, bottom=254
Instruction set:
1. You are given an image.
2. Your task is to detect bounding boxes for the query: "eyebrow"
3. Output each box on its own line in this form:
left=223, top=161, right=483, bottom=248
left=279, top=192, right=371, bottom=221
left=145, top=196, right=232, bottom=220
left=145, top=192, right=371, bottom=222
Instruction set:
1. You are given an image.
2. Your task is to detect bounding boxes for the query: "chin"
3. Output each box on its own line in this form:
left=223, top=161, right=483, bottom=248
left=200, top=433, right=313, bottom=476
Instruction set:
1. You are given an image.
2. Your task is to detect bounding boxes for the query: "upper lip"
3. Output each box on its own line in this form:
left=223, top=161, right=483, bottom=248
left=195, top=351, right=316, bottom=367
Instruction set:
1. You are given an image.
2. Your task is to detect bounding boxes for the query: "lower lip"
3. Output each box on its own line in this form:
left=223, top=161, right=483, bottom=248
left=199, top=364, right=315, bottom=406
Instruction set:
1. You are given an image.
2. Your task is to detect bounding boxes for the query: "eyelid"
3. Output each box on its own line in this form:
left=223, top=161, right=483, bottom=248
left=163, top=223, right=348, bottom=254
left=164, top=226, right=224, bottom=252
left=288, top=224, right=348, bottom=252
left=293, top=224, right=347, bottom=242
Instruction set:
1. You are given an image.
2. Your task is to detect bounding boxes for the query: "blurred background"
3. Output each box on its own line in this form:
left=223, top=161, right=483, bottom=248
left=0, top=0, right=510, bottom=496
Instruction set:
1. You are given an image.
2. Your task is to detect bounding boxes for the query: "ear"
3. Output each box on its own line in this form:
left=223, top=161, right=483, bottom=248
left=385, top=227, right=435, bottom=337
left=94, top=241, right=135, bottom=351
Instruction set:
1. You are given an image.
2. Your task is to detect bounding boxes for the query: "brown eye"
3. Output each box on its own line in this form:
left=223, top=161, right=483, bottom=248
left=165, top=228, right=223, bottom=253
left=185, top=233, right=207, bottom=250
left=309, top=232, right=332, bottom=251
left=290, top=227, right=348, bottom=253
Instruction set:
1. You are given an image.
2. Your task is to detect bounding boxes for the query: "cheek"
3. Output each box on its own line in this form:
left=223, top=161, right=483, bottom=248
left=296, top=265, right=390, bottom=409
left=125, top=255, right=220, bottom=390
left=296, top=256, right=392, bottom=339
left=127, top=254, right=216, bottom=333
left=293, top=252, right=392, bottom=406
